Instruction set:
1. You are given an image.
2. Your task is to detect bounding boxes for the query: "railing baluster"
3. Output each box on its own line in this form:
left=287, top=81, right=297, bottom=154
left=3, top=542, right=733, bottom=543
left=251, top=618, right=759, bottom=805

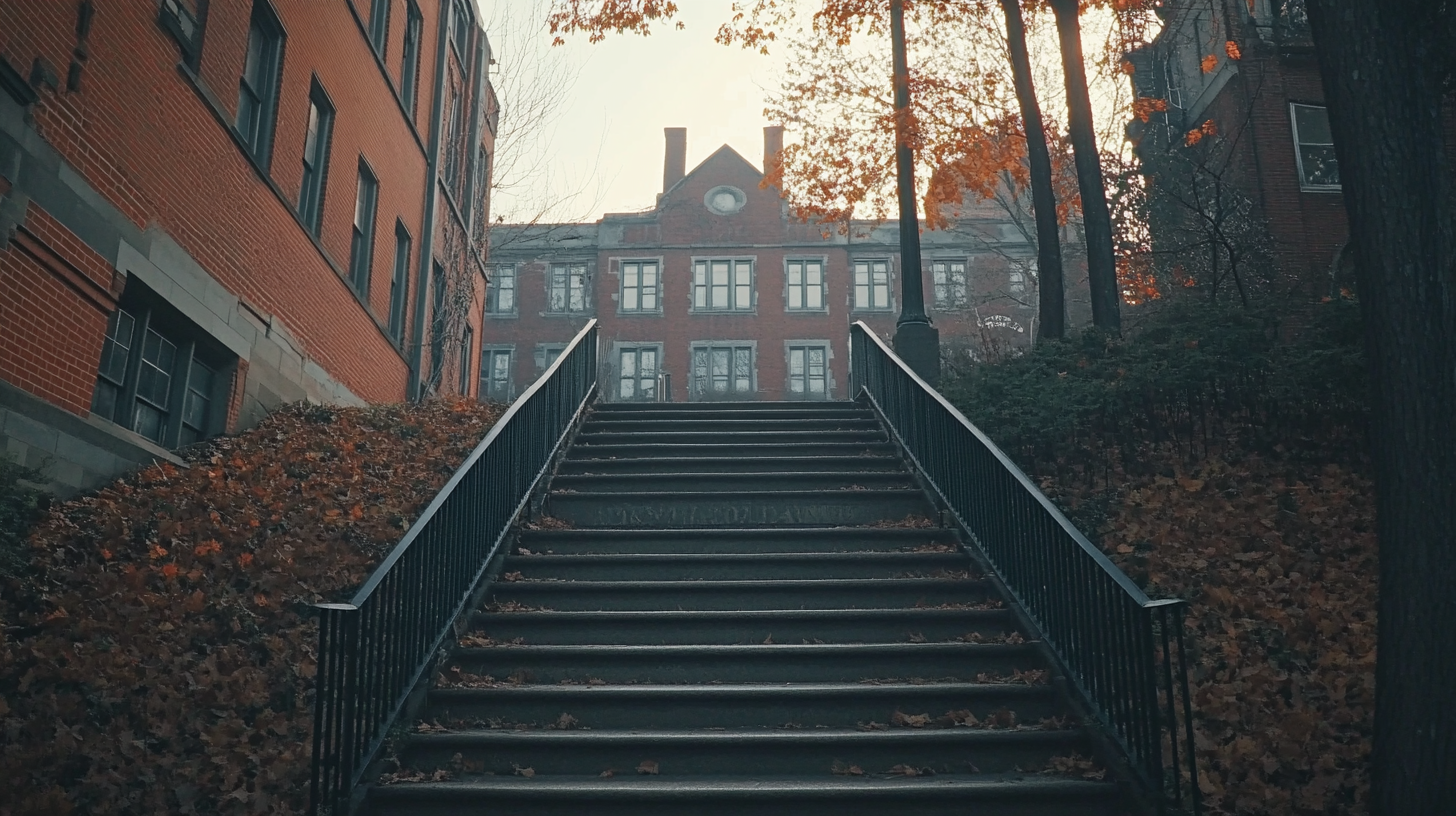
left=848, top=322, right=1198, bottom=816
left=309, top=321, right=599, bottom=816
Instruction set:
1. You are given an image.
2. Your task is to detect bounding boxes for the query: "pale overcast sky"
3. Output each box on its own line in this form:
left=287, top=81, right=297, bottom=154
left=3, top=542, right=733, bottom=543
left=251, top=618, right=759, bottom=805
left=481, top=1, right=779, bottom=222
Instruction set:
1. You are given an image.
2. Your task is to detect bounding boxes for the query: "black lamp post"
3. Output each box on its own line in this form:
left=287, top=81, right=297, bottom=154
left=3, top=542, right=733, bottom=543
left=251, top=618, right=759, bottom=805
left=888, top=0, right=940, bottom=385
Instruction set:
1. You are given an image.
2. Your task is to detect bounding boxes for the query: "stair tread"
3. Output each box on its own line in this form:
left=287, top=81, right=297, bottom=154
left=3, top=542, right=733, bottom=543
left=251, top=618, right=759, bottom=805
left=476, top=607, right=995, bottom=619
left=452, top=642, right=1032, bottom=656
left=407, top=727, right=1080, bottom=744
left=495, top=578, right=984, bottom=589
left=504, top=552, right=964, bottom=563
left=432, top=682, right=1052, bottom=698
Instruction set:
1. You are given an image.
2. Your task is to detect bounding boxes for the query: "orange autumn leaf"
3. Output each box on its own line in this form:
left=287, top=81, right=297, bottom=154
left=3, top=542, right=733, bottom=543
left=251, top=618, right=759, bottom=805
left=194, top=539, right=222, bottom=556
left=148, top=544, right=169, bottom=560
left=1120, top=60, right=1136, bottom=75
left=349, top=504, right=364, bottom=520
left=1185, top=128, right=1205, bottom=147
left=237, top=552, right=254, bottom=568
left=1200, top=119, right=1219, bottom=137
left=1201, top=54, right=1218, bottom=73
left=100, top=548, right=112, bottom=561
left=1225, top=40, right=1242, bottom=60
left=1132, top=97, right=1169, bottom=123
left=161, top=563, right=179, bottom=580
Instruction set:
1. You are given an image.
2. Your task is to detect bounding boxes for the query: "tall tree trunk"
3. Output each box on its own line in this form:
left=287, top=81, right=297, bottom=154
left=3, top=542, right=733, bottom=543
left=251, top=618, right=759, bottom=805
left=1000, top=0, right=1065, bottom=340
left=1048, top=0, right=1120, bottom=332
left=1305, top=2, right=1456, bottom=812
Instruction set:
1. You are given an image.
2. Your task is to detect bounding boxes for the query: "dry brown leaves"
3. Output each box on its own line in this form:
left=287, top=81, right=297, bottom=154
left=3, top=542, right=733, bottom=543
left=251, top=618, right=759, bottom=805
left=1049, top=448, right=1376, bottom=815
left=0, top=399, right=502, bottom=815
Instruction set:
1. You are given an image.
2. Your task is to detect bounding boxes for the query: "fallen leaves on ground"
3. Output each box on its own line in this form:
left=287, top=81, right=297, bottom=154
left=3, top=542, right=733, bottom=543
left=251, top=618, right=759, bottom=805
left=1043, top=447, right=1376, bottom=815
left=0, top=399, right=503, bottom=815
left=636, top=760, right=660, bottom=775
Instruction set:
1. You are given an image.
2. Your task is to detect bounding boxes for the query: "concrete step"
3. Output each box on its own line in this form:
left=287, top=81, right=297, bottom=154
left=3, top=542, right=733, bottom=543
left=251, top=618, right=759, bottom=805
left=368, top=774, right=1125, bottom=816
left=397, top=727, right=1089, bottom=777
left=515, top=527, right=958, bottom=555
left=427, top=682, right=1062, bottom=728
left=501, top=552, right=971, bottom=581
left=555, top=455, right=906, bottom=475
left=488, top=577, right=996, bottom=611
left=446, top=641, right=1041, bottom=684
left=592, top=401, right=865, bottom=414
left=546, top=489, right=934, bottom=528
left=550, top=471, right=916, bottom=494
left=564, top=441, right=899, bottom=459
left=580, top=417, right=883, bottom=433
left=576, top=430, right=888, bottom=447
left=468, top=607, right=1014, bottom=645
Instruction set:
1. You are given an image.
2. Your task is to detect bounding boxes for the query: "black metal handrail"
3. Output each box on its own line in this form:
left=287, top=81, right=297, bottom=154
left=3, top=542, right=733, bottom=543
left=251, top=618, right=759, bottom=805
left=310, top=320, right=599, bottom=815
left=850, top=322, right=1199, bottom=815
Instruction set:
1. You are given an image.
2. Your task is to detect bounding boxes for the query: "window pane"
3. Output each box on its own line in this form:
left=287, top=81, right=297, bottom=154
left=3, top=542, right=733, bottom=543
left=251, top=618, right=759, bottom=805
left=1294, top=105, right=1333, bottom=144
left=790, top=348, right=804, bottom=376
left=98, top=309, right=135, bottom=383
left=621, top=351, right=637, bottom=377
left=623, top=287, right=638, bottom=311
left=733, top=348, right=751, bottom=392
left=133, top=402, right=165, bottom=444
left=1300, top=145, right=1340, bottom=186
left=788, top=263, right=802, bottom=287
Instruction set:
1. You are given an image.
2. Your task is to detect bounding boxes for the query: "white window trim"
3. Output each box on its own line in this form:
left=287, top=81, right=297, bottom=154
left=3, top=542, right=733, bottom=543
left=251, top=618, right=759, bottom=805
left=615, top=257, right=664, bottom=315
left=1289, top=102, right=1342, bottom=193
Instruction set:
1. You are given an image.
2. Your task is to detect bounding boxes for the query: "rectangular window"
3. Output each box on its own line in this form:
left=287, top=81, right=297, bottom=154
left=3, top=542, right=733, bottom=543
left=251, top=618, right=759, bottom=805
left=236, top=2, right=284, bottom=166
left=1009, top=269, right=1027, bottom=296
left=932, top=260, right=968, bottom=308
left=486, top=265, right=516, bottom=314
left=692, top=259, right=753, bottom=312
left=430, top=262, right=447, bottom=388
left=368, top=0, right=390, bottom=56
left=1291, top=103, right=1340, bottom=189
left=444, top=86, right=463, bottom=191
left=481, top=347, right=512, bottom=401
left=853, top=259, right=891, bottom=310
left=400, top=2, right=423, bottom=116
left=534, top=344, right=565, bottom=370
left=299, top=82, right=335, bottom=235
left=458, top=325, right=473, bottom=395
left=548, top=263, right=589, bottom=313
left=450, top=0, right=472, bottom=60
left=132, top=328, right=178, bottom=445
left=618, top=346, right=659, bottom=401
left=91, top=308, right=136, bottom=421
left=178, top=359, right=215, bottom=447
left=788, top=345, right=828, bottom=398
left=348, top=162, right=379, bottom=295
left=786, top=259, right=825, bottom=311
left=388, top=223, right=411, bottom=341
left=620, top=261, right=659, bottom=313
left=691, top=345, right=753, bottom=398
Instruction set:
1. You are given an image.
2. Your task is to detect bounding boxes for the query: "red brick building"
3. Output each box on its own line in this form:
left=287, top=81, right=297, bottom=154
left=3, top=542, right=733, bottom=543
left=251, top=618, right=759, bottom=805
left=481, top=126, right=1083, bottom=404
left=1129, top=0, right=1353, bottom=296
left=1, top=0, right=495, bottom=493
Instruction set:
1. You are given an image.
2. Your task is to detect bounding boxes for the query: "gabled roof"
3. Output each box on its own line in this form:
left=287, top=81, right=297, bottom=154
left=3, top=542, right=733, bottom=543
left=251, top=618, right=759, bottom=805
left=662, top=144, right=762, bottom=198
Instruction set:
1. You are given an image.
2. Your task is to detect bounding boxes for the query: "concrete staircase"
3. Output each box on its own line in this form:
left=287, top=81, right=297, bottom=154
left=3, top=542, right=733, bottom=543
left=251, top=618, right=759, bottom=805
left=367, top=401, right=1129, bottom=815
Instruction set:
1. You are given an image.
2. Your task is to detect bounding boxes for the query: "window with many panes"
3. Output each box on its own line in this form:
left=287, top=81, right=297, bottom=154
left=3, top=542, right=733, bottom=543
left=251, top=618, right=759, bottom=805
left=368, top=0, right=390, bottom=56
left=348, top=161, right=379, bottom=295
left=1009, top=269, right=1027, bottom=296
left=620, top=261, right=659, bottom=313
left=91, top=291, right=230, bottom=449
left=400, top=2, right=423, bottom=116
left=299, top=82, right=334, bottom=235
left=787, top=345, right=828, bottom=398
left=236, top=2, right=283, bottom=167
left=1290, top=103, right=1340, bottom=190
left=932, top=260, right=968, bottom=308
left=853, top=259, right=891, bottom=310
left=450, top=0, right=472, bottom=60
left=486, top=265, right=516, bottom=314
left=691, top=345, right=754, bottom=398
left=786, top=259, right=825, bottom=312
left=618, top=346, right=660, bottom=401
left=480, top=347, right=512, bottom=401
left=548, top=263, right=589, bottom=313
left=692, top=259, right=753, bottom=312
left=388, top=222, right=411, bottom=341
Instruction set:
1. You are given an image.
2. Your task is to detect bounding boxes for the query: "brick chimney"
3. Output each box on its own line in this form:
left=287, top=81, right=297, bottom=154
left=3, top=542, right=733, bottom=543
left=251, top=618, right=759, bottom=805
left=663, top=127, right=687, bottom=193
left=763, top=125, right=784, bottom=177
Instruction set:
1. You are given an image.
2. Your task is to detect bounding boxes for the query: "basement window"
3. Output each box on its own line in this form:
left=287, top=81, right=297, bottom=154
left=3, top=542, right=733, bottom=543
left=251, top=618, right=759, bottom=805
left=1291, top=103, right=1341, bottom=191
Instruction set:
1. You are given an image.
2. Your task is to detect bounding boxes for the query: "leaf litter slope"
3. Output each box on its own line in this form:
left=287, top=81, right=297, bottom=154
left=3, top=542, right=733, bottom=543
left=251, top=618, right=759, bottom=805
left=0, top=399, right=504, bottom=815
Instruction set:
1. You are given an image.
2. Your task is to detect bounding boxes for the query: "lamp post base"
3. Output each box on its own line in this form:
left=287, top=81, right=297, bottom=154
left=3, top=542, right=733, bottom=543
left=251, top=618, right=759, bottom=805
left=893, top=321, right=941, bottom=387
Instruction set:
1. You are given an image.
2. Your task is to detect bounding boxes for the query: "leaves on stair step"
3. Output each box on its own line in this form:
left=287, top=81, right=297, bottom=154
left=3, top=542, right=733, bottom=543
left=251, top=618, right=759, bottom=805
left=762, top=634, right=773, bottom=644
left=459, top=633, right=525, bottom=648
left=512, top=764, right=536, bottom=778
left=907, top=632, right=927, bottom=643
left=831, top=761, right=867, bottom=776
left=379, top=768, right=452, bottom=784
left=973, top=669, right=1049, bottom=685
left=485, top=600, right=549, bottom=613
left=985, top=708, right=1018, bottom=729
left=1042, top=754, right=1106, bottom=780
left=857, top=720, right=889, bottom=731
left=935, top=709, right=978, bottom=728
left=438, top=667, right=499, bottom=688
left=636, top=760, right=660, bottom=775
left=450, top=752, right=485, bottom=773
left=502, top=571, right=525, bottom=582
left=415, top=720, right=452, bottom=733
left=525, top=516, right=573, bottom=530
left=599, top=769, right=616, bottom=778
left=902, top=543, right=956, bottom=553
left=515, top=547, right=534, bottom=555
left=890, top=710, right=933, bottom=728
left=554, top=713, right=579, bottom=730
left=867, top=515, right=936, bottom=529
left=887, top=764, right=933, bottom=777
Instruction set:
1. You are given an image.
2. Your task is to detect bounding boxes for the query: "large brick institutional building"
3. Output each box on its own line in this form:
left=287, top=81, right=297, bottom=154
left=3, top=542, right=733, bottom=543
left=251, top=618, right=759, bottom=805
left=1, top=0, right=495, bottom=493
left=482, top=127, right=1084, bottom=404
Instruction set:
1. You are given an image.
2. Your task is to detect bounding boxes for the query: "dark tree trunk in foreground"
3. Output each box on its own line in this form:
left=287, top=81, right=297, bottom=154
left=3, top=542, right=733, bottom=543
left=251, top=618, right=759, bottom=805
left=1048, top=0, right=1120, bottom=332
left=1000, top=0, right=1065, bottom=340
left=1305, top=1, right=1456, bottom=812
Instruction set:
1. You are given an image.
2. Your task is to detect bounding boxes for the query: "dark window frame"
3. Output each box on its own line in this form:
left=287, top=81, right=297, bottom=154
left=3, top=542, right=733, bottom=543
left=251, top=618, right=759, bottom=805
left=1290, top=102, right=1341, bottom=191
left=298, top=79, right=335, bottom=236
left=449, top=0, right=473, bottom=63
left=932, top=259, right=968, bottom=309
left=458, top=324, right=473, bottom=395
left=400, top=1, right=423, bottom=118
left=547, top=262, right=590, bottom=314
left=691, top=258, right=754, bottom=313
left=787, top=344, right=829, bottom=399
left=852, top=258, right=892, bottom=311
left=690, top=344, right=755, bottom=399
left=388, top=221, right=412, bottom=341
left=486, top=264, right=516, bottom=315
left=617, top=345, right=661, bottom=402
left=785, top=258, right=827, bottom=312
left=368, top=0, right=391, bottom=56
left=480, top=346, right=513, bottom=402
left=619, top=260, right=661, bottom=314
left=236, top=1, right=285, bottom=168
left=348, top=159, right=380, bottom=296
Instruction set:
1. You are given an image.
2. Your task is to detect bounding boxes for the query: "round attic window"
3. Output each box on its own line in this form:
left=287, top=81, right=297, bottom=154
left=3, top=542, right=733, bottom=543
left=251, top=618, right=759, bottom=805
left=704, top=185, right=747, bottom=215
